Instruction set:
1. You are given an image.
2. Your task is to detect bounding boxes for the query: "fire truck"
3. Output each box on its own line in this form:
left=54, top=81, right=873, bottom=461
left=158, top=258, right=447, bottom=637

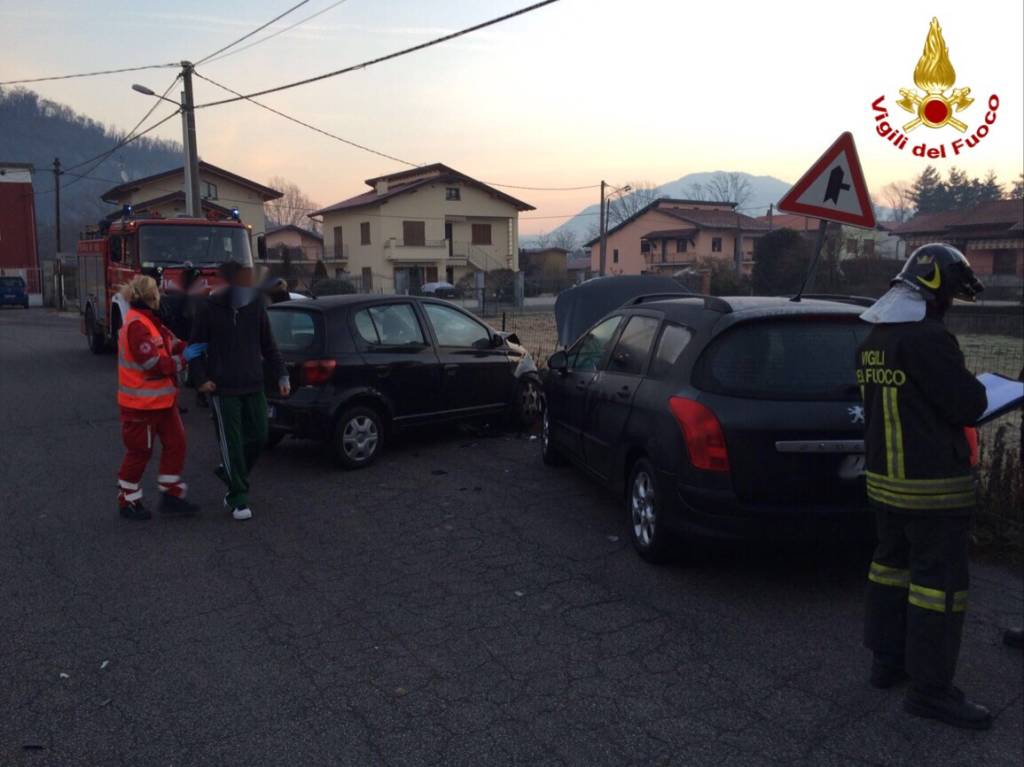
left=77, top=208, right=259, bottom=353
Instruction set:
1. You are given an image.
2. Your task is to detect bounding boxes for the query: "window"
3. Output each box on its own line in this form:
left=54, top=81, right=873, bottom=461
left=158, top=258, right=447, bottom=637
left=108, top=236, right=123, bottom=263
left=694, top=319, right=872, bottom=401
left=353, top=303, right=425, bottom=347
left=201, top=181, right=218, bottom=200
left=471, top=223, right=492, bottom=245
left=333, top=226, right=343, bottom=259
left=360, top=222, right=371, bottom=245
left=568, top=315, right=621, bottom=372
left=676, top=239, right=688, bottom=253
left=424, top=303, right=492, bottom=348
left=0, top=276, right=25, bottom=289
left=138, top=225, right=252, bottom=267
left=403, top=220, right=426, bottom=246
left=648, top=323, right=693, bottom=379
left=846, top=238, right=859, bottom=257
left=267, top=310, right=322, bottom=353
left=711, top=237, right=722, bottom=253
left=993, top=252, right=1016, bottom=275
left=608, top=316, right=660, bottom=376
left=641, top=240, right=651, bottom=254
left=613, top=248, right=619, bottom=264
left=446, top=187, right=461, bottom=201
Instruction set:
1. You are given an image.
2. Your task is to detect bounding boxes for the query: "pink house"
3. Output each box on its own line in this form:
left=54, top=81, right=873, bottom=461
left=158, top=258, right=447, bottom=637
left=584, top=199, right=768, bottom=276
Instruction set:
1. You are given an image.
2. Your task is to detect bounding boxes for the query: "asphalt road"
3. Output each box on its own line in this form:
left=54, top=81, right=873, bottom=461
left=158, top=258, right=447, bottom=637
left=1, top=308, right=1021, bottom=767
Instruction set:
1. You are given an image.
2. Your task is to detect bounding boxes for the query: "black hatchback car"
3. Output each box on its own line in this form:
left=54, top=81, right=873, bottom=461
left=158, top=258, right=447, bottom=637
left=541, top=294, right=874, bottom=562
left=266, top=295, right=542, bottom=468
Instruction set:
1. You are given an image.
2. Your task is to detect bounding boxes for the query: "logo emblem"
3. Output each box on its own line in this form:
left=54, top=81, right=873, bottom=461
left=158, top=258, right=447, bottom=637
left=917, top=264, right=942, bottom=290
left=896, top=17, right=973, bottom=132
left=848, top=405, right=865, bottom=425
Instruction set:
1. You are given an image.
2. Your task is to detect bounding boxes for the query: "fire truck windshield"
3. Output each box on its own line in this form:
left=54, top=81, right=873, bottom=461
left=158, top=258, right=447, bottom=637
left=138, top=224, right=253, bottom=268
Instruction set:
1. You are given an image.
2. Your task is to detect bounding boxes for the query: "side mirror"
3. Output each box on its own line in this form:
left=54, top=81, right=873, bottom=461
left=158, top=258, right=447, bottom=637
left=491, top=333, right=505, bottom=348
left=257, top=235, right=267, bottom=261
left=547, top=350, right=568, bottom=373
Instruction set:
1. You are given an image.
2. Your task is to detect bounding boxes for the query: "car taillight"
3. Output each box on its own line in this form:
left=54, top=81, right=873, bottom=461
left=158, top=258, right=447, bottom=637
left=668, top=396, right=730, bottom=472
left=301, top=359, right=336, bottom=386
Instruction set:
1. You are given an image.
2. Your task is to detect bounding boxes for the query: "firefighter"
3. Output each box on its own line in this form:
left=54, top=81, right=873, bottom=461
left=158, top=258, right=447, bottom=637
left=857, top=243, right=990, bottom=729
left=117, top=276, right=205, bottom=520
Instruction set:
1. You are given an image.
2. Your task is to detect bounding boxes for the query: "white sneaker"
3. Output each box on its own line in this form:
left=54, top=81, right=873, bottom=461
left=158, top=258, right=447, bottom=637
left=232, top=506, right=253, bottom=521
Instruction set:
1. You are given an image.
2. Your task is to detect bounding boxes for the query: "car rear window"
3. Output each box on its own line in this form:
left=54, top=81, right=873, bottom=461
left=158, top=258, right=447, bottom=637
left=694, top=318, right=870, bottom=400
left=268, top=309, right=323, bottom=353
left=1, top=277, right=26, bottom=289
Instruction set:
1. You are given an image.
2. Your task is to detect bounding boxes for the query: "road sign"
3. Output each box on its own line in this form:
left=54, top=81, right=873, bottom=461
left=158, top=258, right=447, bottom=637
left=777, top=132, right=876, bottom=228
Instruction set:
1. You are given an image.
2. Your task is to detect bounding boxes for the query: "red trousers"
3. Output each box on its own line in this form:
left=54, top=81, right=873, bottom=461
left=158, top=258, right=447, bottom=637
left=118, top=406, right=187, bottom=505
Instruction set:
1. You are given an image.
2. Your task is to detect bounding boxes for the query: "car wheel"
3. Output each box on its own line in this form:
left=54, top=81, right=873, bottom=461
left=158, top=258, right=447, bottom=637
left=628, top=458, right=673, bottom=564
left=514, top=377, right=543, bottom=428
left=86, top=307, right=106, bottom=355
left=333, top=406, right=383, bottom=469
left=541, top=408, right=564, bottom=466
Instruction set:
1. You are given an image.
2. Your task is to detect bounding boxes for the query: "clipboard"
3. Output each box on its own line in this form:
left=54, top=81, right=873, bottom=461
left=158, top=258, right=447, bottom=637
left=975, top=373, right=1024, bottom=426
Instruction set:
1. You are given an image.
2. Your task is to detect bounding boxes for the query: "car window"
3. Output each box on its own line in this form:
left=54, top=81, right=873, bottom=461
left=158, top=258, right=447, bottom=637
left=267, top=309, right=322, bottom=353
left=423, top=303, right=492, bottom=348
left=648, top=323, right=694, bottom=379
left=607, top=316, right=660, bottom=375
left=354, top=304, right=426, bottom=346
left=569, top=315, right=621, bottom=372
left=694, top=318, right=872, bottom=401
left=1, top=277, right=26, bottom=289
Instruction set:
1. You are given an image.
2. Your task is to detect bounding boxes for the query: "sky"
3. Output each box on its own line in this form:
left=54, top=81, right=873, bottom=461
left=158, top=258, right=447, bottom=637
left=2, top=0, right=1022, bottom=234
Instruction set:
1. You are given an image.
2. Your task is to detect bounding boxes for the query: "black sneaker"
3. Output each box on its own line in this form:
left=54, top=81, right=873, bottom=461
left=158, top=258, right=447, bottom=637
left=904, top=687, right=992, bottom=730
left=159, top=493, right=200, bottom=515
left=119, top=501, right=151, bottom=521
left=870, top=659, right=909, bottom=689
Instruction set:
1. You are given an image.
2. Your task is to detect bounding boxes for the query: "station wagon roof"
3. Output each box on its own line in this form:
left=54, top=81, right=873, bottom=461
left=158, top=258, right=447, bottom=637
left=631, top=295, right=868, bottom=319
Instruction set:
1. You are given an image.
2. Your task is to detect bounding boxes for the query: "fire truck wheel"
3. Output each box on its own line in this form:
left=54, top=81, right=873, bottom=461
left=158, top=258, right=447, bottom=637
left=86, top=307, right=107, bottom=355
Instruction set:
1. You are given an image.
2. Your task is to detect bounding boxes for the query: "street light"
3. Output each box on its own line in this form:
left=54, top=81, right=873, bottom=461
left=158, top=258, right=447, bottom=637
left=598, top=182, right=632, bottom=276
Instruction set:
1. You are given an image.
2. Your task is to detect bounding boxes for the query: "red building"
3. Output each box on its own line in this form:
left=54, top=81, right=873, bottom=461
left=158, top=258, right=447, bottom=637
left=0, top=162, right=40, bottom=301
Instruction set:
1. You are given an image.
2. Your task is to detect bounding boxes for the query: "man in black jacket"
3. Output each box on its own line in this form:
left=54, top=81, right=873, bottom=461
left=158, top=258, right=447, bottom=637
left=857, top=243, right=990, bottom=729
left=189, top=262, right=289, bottom=521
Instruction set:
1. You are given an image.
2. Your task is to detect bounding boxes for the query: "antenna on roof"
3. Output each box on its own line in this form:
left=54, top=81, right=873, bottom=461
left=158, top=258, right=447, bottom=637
left=791, top=218, right=829, bottom=302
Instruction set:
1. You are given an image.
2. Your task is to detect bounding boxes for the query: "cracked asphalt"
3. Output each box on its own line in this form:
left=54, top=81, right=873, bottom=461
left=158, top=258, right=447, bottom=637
left=1, top=309, right=1021, bottom=766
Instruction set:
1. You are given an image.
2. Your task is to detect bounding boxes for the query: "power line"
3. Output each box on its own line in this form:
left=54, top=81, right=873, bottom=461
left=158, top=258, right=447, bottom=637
left=195, top=1, right=312, bottom=65
left=484, top=182, right=600, bottom=191
left=204, top=0, right=352, bottom=65
left=0, top=62, right=178, bottom=86
left=195, top=0, right=563, bottom=108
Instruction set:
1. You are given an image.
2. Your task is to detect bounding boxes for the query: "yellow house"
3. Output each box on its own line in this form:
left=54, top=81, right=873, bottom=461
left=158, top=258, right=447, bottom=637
left=100, top=162, right=283, bottom=248
left=310, top=164, right=535, bottom=293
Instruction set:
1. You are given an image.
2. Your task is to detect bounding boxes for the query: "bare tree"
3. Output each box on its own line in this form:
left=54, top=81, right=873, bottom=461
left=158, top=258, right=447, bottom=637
left=265, top=176, right=322, bottom=232
left=607, top=181, right=659, bottom=227
left=685, top=172, right=752, bottom=209
left=550, top=228, right=579, bottom=251
left=533, top=231, right=552, bottom=249
left=880, top=181, right=915, bottom=223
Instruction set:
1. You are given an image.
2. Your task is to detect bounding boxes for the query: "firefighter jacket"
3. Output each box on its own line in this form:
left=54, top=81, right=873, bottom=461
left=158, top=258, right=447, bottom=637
left=856, top=316, right=987, bottom=514
left=118, top=306, right=184, bottom=410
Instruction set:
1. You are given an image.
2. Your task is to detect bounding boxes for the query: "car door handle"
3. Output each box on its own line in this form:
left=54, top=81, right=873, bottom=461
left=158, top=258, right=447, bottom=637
left=575, top=380, right=588, bottom=390
left=444, top=364, right=459, bottom=376
left=615, top=387, right=631, bottom=399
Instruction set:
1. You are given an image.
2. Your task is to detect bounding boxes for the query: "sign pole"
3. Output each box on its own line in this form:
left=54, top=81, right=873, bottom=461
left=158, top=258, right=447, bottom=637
left=792, top=218, right=829, bottom=302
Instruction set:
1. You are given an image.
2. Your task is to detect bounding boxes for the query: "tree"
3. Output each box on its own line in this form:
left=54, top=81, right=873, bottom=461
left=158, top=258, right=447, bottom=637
left=550, top=228, right=578, bottom=251
left=751, top=229, right=813, bottom=296
left=607, top=181, right=659, bottom=227
left=684, top=172, right=753, bottom=209
left=313, top=259, right=329, bottom=282
left=880, top=181, right=915, bottom=223
left=264, top=176, right=321, bottom=232
left=976, top=170, right=1004, bottom=203
left=1011, top=173, right=1024, bottom=199
left=910, top=165, right=949, bottom=213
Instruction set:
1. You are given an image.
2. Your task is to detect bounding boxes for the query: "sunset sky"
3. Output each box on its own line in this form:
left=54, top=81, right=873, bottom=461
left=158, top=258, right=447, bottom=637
left=2, top=0, right=1021, bottom=233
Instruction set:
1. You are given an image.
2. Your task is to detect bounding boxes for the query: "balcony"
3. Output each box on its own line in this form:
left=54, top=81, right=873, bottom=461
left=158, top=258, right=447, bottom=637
left=327, top=243, right=349, bottom=262
left=384, top=238, right=448, bottom=262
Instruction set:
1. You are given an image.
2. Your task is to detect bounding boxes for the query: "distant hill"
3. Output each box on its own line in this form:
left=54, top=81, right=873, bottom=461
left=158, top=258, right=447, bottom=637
left=0, top=87, right=183, bottom=259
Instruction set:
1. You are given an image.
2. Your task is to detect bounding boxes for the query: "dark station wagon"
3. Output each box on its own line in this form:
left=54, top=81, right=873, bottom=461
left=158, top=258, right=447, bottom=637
left=266, top=295, right=543, bottom=468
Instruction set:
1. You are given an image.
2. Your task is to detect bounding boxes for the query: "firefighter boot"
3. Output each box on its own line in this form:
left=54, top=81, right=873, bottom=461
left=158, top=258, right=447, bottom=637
left=870, top=653, right=909, bottom=689
left=159, top=493, right=200, bottom=515
left=119, top=500, right=151, bottom=521
left=904, top=687, right=992, bottom=730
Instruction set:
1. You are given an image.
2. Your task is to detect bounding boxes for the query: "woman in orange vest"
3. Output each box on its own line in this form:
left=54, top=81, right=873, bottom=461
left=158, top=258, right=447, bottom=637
left=117, top=276, right=204, bottom=520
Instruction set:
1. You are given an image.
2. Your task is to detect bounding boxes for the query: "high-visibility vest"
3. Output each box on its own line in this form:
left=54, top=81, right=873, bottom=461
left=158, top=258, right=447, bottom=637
left=118, top=309, right=177, bottom=410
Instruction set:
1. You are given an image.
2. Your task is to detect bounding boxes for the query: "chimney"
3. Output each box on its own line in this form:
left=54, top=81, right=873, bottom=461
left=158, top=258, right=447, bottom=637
left=375, top=179, right=389, bottom=196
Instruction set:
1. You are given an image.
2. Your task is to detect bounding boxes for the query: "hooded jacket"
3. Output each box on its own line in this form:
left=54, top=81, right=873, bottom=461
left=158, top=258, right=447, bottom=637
left=188, top=287, right=286, bottom=396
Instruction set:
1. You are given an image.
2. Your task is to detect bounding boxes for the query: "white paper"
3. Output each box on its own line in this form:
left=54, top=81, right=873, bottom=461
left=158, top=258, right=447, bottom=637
left=977, top=373, right=1024, bottom=424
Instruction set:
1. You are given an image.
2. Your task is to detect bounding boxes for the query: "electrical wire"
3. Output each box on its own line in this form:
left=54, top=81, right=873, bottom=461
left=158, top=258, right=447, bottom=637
left=204, top=0, right=352, bottom=65
left=195, top=0, right=562, bottom=108
left=0, top=62, right=178, bottom=86
left=195, top=1, right=312, bottom=65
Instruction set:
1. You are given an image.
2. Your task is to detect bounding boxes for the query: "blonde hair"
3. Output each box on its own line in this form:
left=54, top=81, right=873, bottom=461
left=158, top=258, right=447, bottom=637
left=120, top=275, right=160, bottom=306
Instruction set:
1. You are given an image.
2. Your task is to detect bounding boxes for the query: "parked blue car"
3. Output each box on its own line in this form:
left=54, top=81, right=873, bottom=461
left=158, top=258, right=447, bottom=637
left=0, top=276, right=30, bottom=308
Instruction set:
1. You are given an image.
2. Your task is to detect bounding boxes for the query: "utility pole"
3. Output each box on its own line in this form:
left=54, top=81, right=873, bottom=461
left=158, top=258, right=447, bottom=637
left=767, top=203, right=774, bottom=231
left=52, top=158, right=62, bottom=252
left=598, top=180, right=608, bottom=276
left=180, top=61, right=201, bottom=218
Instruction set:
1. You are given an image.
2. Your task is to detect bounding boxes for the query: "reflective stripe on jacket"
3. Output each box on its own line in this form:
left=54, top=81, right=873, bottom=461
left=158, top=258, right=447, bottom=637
left=118, top=309, right=177, bottom=409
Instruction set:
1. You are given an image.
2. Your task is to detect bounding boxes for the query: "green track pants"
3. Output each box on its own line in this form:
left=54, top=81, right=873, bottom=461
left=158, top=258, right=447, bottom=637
left=210, top=392, right=268, bottom=509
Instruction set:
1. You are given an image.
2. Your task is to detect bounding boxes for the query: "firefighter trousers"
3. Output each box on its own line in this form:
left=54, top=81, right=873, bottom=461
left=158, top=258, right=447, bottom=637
left=864, top=508, right=971, bottom=695
left=210, top=392, right=268, bottom=510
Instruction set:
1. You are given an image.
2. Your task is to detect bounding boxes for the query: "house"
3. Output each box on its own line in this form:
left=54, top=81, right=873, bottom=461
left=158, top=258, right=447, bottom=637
left=100, top=161, right=283, bottom=245
left=519, top=246, right=568, bottom=279
left=566, top=251, right=591, bottom=283
left=584, top=199, right=768, bottom=276
left=264, top=224, right=324, bottom=264
left=309, top=164, right=534, bottom=294
left=755, top=212, right=904, bottom=260
left=894, top=199, right=1023, bottom=294
left=0, top=162, right=40, bottom=303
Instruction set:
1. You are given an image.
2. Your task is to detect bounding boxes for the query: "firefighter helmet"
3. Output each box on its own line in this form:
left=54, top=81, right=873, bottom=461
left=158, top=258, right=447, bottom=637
left=893, top=243, right=984, bottom=303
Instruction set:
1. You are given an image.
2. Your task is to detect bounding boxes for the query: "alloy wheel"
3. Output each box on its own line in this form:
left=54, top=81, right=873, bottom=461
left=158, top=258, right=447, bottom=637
left=341, top=416, right=379, bottom=462
left=631, top=470, right=656, bottom=547
left=520, top=380, right=542, bottom=421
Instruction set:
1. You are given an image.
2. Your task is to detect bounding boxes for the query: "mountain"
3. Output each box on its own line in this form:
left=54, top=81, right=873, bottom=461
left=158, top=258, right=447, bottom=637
left=534, top=171, right=793, bottom=247
left=0, top=87, right=183, bottom=260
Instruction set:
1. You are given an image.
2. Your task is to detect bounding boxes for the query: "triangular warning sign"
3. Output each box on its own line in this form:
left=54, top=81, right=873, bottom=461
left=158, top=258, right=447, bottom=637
left=777, top=132, right=875, bottom=228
